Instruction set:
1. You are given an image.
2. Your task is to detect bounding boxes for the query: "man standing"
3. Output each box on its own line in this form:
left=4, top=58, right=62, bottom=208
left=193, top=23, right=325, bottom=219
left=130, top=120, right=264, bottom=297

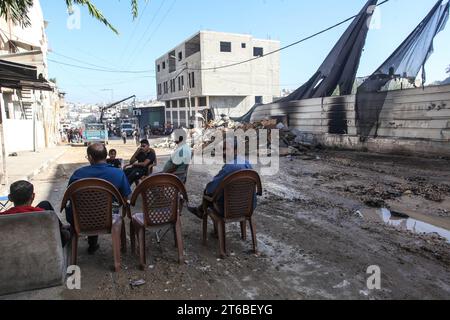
left=133, top=128, right=141, bottom=146
left=66, top=143, right=132, bottom=254
left=121, top=130, right=127, bottom=144
left=124, top=139, right=157, bottom=185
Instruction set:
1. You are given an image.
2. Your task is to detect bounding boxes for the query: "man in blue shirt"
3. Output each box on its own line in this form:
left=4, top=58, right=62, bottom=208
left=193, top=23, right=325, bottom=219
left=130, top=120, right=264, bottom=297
left=66, top=143, right=132, bottom=254
left=188, top=138, right=255, bottom=219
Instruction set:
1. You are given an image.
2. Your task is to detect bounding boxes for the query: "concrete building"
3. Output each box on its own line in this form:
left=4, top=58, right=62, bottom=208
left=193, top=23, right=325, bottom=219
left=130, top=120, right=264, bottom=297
left=155, top=31, right=280, bottom=127
left=0, top=0, right=65, bottom=184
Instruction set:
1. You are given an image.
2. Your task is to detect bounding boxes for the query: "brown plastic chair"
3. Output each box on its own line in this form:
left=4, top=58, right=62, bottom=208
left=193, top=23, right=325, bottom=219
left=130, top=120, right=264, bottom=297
left=202, top=170, right=263, bottom=258
left=60, top=178, right=127, bottom=272
left=129, top=174, right=188, bottom=270
left=175, top=164, right=190, bottom=184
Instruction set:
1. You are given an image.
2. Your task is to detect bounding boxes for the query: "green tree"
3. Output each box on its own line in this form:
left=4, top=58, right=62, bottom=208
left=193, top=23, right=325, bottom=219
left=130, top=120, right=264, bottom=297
left=446, top=65, right=450, bottom=74
left=0, top=0, right=143, bottom=34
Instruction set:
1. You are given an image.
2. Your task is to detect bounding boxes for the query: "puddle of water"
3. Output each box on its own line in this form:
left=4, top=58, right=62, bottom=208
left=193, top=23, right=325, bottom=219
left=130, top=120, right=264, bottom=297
left=380, top=208, right=450, bottom=243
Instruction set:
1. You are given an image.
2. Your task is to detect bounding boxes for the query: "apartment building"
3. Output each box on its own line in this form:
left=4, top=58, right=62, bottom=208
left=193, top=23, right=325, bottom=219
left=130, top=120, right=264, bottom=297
left=0, top=0, right=65, bottom=156
left=155, top=31, right=280, bottom=127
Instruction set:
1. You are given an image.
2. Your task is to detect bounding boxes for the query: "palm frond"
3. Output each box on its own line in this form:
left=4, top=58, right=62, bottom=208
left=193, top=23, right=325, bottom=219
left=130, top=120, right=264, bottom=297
left=131, top=0, right=139, bottom=20
left=0, top=0, right=145, bottom=34
left=0, top=0, right=33, bottom=28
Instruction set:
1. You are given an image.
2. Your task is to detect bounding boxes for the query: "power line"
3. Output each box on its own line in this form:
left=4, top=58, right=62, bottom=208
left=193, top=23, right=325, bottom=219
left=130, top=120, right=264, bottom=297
left=48, top=58, right=156, bottom=74
left=118, top=0, right=151, bottom=62
left=66, top=75, right=155, bottom=87
left=188, top=0, right=390, bottom=72
left=52, top=63, right=109, bottom=102
left=0, top=28, right=155, bottom=73
left=139, top=0, right=178, bottom=53
left=124, top=0, right=166, bottom=67
left=126, top=0, right=178, bottom=66
left=49, top=51, right=154, bottom=73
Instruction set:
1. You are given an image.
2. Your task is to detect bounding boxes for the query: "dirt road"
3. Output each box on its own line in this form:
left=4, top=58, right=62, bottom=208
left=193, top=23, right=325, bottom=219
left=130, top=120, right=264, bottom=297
left=18, top=139, right=450, bottom=300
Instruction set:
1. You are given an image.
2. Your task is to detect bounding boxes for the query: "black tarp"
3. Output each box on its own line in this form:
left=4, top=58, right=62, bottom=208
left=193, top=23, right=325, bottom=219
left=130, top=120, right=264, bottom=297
left=356, top=0, right=449, bottom=139
left=232, top=0, right=378, bottom=122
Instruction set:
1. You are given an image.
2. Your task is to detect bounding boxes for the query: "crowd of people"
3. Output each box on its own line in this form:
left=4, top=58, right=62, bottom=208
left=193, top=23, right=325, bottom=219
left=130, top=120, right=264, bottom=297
left=62, top=128, right=84, bottom=144
left=0, top=134, right=256, bottom=256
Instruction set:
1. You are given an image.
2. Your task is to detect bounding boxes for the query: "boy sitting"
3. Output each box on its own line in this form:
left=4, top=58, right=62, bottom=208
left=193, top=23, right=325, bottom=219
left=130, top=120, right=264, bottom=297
left=1, top=180, right=70, bottom=246
left=107, top=149, right=122, bottom=169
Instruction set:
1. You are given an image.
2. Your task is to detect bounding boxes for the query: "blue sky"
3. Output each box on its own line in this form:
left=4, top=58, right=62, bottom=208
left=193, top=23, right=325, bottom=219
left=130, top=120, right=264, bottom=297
left=41, top=0, right=450, bottom=103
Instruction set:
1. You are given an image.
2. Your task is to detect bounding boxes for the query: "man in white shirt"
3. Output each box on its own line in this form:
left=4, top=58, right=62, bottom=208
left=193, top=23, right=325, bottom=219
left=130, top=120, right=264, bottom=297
left=162, top=135, right=192, bottom=183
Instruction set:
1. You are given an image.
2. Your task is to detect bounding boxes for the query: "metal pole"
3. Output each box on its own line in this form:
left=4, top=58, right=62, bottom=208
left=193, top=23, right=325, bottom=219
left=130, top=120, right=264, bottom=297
left=0, top=88, right=8, bottom=186
left=32, top=91, right=36, bottom=152
left=188, top=90, right=192, bottom=128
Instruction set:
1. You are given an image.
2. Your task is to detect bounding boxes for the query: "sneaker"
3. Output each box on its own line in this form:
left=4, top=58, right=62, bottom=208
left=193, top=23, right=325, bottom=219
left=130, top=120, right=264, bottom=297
left=88, top=244, right=100, bottom=255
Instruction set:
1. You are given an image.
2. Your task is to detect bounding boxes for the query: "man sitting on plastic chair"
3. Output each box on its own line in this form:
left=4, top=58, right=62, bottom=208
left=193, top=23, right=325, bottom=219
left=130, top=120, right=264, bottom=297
left=155, top=133, right=192, bottom=243
left=187, top=138, right=255, bottom=219
left=161, top=134, right=192, bottom=184
left=124, top=139, right=157, bottom=186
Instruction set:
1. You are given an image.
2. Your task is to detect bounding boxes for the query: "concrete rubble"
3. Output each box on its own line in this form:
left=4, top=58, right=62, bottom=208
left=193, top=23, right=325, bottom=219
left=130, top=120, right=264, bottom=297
left=186, top=117, right=322, bottom=159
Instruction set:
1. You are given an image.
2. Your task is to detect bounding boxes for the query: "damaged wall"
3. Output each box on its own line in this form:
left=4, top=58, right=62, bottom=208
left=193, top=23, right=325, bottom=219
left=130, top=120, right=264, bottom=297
left=251, top=84, right=450, bottom=157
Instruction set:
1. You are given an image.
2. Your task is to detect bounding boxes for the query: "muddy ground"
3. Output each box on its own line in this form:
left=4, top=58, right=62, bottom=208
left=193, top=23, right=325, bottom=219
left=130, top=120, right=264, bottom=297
left=5, top=139, right=450, bottom=300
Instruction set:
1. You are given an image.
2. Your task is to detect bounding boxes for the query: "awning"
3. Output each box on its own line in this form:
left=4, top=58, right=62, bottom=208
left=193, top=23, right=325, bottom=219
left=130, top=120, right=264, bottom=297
left=0, top=59, right=52, bottom=91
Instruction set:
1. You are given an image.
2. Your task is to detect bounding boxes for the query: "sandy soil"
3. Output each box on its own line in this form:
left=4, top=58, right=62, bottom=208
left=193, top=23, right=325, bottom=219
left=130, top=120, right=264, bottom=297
left=12, top=138, right=450, bottom=300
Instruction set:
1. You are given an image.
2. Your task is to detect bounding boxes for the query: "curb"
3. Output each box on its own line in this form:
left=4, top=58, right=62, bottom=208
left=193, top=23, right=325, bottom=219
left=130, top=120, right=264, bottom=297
left=24, top=149, right=67, bottom=182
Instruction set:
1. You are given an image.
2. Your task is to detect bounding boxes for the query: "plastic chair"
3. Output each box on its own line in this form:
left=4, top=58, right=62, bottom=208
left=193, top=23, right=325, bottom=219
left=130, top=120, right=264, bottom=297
left=129, top=174, right=188, bottom=270
left=60, top=178, right=127, bottom=272
left=0, top=195, right=11, bottom=212
left=202, top=170, right=263, bottom=258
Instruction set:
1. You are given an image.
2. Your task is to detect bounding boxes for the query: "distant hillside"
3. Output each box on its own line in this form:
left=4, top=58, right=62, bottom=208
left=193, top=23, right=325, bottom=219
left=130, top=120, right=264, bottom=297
left=431, top=77, right=450, bottom=86
left=440, top=77, right=450, bottom=85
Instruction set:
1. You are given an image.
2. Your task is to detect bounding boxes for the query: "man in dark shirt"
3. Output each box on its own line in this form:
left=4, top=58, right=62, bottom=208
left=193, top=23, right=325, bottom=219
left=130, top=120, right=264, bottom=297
left=66, top=143, right=132, bottom=254
left=124, top=139, right=157, bottom=185
left=188, top=138, right=256, bottom=218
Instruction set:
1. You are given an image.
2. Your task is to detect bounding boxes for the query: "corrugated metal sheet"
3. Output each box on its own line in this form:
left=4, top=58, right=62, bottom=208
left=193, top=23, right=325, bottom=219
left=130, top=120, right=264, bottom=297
left=252, top=84, right=450, bottom=142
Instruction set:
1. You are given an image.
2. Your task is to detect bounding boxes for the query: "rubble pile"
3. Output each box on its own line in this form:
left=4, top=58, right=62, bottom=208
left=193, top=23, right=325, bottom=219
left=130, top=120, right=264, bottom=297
left=194, top=117, right=322, bottom=159
left=153, top=138, right=177, bottom=149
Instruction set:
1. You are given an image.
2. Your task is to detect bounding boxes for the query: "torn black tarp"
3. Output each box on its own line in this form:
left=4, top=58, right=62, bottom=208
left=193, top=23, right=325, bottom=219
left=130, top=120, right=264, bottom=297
left=278, top=0, right=378, bottom=101
left=356, top=0, right=449, bottom=139
left=232, top=0, right=379, bottom=123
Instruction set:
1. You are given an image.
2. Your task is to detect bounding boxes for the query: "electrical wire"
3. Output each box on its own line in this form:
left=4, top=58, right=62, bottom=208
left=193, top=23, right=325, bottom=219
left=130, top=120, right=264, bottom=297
left=125, top=0, right=178, bottom=66
left=48, top=58, right=155, bottom=74
left=49, top=51, right=154, bottom=73
left=124, top=0, right=166, bottom=67
left=187, top=0, right=390, bottom=72
left=118, top=0, right=151, bottom=62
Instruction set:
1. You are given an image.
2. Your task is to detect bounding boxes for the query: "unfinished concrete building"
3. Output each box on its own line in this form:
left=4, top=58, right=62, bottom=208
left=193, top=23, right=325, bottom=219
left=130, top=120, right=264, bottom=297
left=155, top=31, right=280, bottom=127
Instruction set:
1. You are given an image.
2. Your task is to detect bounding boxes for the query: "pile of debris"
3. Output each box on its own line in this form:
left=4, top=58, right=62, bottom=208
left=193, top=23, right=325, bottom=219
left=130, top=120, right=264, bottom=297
left=153, top=138, right=177, bottom=149
left=193, top=116, right=322, bottom=159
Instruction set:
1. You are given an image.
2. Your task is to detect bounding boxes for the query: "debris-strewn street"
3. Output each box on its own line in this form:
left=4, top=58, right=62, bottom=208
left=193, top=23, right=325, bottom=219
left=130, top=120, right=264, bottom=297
left=12, top=139, right=449, bottom=300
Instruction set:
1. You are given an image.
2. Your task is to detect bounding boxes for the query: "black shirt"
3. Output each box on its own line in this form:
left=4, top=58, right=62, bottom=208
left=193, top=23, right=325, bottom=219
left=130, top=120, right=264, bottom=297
left=107, top=158, right=122, bottom=169
left=136, top=149, right=156, bottom=167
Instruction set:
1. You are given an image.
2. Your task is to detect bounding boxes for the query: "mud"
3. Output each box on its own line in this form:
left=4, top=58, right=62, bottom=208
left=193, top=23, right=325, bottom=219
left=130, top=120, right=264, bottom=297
left=7, top=140, right=449, bottom=300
